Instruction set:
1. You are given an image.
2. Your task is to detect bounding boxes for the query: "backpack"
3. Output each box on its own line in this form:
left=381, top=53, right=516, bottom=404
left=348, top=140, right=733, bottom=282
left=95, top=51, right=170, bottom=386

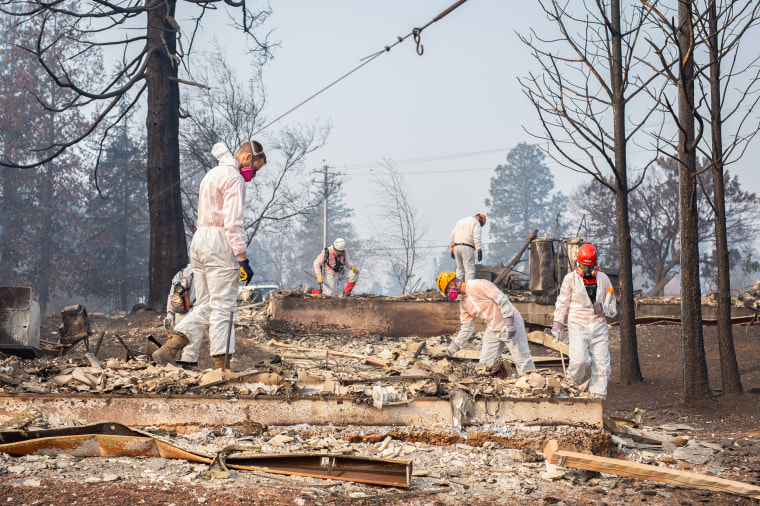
left=324, top=247, right=344, bottom=273
left=170, top=271, right=194, bottom=313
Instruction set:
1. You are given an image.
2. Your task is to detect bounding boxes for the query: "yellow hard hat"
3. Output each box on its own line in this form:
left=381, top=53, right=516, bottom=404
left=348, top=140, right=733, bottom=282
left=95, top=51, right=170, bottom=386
left=436, top=271, right=456, bottom=294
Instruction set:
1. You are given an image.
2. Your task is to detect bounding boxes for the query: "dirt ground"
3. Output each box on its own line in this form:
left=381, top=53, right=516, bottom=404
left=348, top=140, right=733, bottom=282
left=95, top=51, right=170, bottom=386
left=7, top=309, right=759, bottom=505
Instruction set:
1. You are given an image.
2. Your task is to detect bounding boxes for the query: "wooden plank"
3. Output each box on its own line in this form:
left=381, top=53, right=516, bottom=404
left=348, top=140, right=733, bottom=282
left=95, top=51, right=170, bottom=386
left=543, top=440, right=760, bottom=500
left=404, top=343, right=480, bottom=360
left=527, top=331, right=569, bottom=356
left=268, top=339, right=387, bottom=368
left=403, top=343, right=563, bottom=365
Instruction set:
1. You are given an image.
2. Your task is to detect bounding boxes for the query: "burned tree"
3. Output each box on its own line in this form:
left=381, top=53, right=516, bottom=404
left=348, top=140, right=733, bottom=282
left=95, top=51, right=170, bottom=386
left=0, top=1, right=272, bottom=310
left=519, top=0, right=660, bottom=385
left=573, top=157, right=758, bottom=297
left=644, top=1, right=712, bottom=403
left=693, top=0, right=760, bottom=395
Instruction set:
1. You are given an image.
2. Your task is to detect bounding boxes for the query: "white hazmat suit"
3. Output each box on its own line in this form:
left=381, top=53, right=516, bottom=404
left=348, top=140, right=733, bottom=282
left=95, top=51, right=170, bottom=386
left=447, top=279, right=535, bottom=374
left=449, top=216, right=482, bottom=281
left=174, top=143, right=246, bottom=362
left=553, top=269, right=617, bottom=398
left=165, top=264, right=195, bottom=330
left=313, top=246, right=358, bottom=296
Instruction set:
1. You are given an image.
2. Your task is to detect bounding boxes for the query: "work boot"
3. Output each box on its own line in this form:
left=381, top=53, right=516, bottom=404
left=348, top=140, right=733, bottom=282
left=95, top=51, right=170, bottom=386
left=176, top=360, right=198, bottom=371
left=213, top=354, right=232, bottom=370
left=343, top=282, right=356, bottom=296
left=152, top=332, right=189, bottom=366
left=144, top=335, right=163, bottom=357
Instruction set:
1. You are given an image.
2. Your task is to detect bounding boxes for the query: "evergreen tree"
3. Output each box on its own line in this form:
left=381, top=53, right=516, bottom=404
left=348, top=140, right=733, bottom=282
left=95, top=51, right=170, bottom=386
left=82, top=115, right=150, bottom=312
left=485, top=143, right=566, bottom=263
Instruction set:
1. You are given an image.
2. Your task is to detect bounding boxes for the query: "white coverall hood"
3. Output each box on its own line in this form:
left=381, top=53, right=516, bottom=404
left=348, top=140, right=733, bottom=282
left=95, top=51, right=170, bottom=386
left=211, top=143, right=239, bottom=169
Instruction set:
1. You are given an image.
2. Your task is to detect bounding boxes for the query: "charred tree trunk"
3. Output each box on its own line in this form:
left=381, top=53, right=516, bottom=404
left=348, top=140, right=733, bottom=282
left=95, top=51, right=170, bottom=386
left=708, top=1, right=742, bottom=394
left=611, top=0, right=642, bottom=384
left=677, top=0, right=711, bottom=404
left=145, top=0, right=187, bottom=311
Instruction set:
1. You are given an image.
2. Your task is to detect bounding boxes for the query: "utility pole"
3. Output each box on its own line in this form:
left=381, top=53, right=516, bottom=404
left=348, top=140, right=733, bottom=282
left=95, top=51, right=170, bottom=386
left=322, top=160, right=328, bottom=250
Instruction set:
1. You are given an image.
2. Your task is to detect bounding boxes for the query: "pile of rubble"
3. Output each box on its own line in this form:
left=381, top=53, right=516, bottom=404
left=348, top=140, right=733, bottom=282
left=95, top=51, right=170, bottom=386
left=0, top=313, right=592, bottom=408
left=1, top=408, right=757, bottom=503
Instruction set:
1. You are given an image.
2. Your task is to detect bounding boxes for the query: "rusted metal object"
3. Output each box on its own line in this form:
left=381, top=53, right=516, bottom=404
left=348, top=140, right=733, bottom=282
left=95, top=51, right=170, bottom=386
left=58, top=304, right=91, bottom=344
left=0, top=422, right=412, bottom=487
left=0, top=422, right=209, bottom=461
left=212, top=444, right=411, bottom=487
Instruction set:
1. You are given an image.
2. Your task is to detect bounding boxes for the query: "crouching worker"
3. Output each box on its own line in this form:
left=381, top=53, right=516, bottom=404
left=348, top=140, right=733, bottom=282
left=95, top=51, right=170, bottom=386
left=152, top=140, right=266, bottom=369
left=163, top=264, right=195, bottom=331
left=313, top=238, right=359, bottom=296
left=432, top=271, right=536, bottom=374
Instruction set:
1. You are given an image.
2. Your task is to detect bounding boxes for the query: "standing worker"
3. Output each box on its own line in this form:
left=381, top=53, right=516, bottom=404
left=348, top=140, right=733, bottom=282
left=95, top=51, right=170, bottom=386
left=449, top=213, right=485, bottom=281
left=550, top=243, right=616, bottom=399
left=152, top=141, right=266, bottom=369
left=314, top=238, right=359, bottom=296
left=432, top=271, right=536, bottom=374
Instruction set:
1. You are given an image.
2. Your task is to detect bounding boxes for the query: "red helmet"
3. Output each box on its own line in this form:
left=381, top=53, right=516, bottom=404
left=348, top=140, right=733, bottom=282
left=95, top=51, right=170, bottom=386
left=577, top=244, right=597, bottom=266
left=475, top=213, right=486, bottom=226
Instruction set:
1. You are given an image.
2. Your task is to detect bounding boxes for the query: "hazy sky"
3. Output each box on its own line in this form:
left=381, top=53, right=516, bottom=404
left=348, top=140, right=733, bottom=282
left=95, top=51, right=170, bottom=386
left=197, top=1, right=760, bottom=276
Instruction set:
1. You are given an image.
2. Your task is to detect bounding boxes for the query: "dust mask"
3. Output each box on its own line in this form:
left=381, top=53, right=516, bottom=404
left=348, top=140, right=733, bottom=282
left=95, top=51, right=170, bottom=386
left=448, top=289, right=459, bottom=301
left=240, top=166, right=254, bottom=182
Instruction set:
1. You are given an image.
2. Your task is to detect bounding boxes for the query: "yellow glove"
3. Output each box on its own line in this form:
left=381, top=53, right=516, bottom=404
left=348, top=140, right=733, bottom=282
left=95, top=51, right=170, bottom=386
left=351, top=266, right=360, bottom=274
left=316, top=273, right=323, bottom=284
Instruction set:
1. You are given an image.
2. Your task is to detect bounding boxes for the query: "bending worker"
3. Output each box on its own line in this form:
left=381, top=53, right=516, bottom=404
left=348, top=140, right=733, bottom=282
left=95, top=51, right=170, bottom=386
left=449, top=213, right=485, bottom=281
left=551, top=243, right=616, bottom=399
left=152, top=141, right=266, bottom=369
left=163, top=263, right=195, bottom=330
left=314, top=238, right=359, bottom=296
left=432, top=271, right=536, bottom=375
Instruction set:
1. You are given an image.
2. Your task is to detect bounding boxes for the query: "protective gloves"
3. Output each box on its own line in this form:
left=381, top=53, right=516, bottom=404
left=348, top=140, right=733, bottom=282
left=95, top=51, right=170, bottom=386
left=432, top=343, right=458, bottom=359
left=450, top=245, right=455, bottom=259
left=316, top=273, right=323, bottom=284
left=593, top=301, right=604, bottom=316
left=163, top=312, right=175, bottom=330
left=351, top=265, right=360, bottom=274
left=477, top=249, right=482, bottom=262
left=503, top=316, right=516, bottom=339
left=550, top=321, right=562, bottom=343
left=238, top=259, right=253, bottom=286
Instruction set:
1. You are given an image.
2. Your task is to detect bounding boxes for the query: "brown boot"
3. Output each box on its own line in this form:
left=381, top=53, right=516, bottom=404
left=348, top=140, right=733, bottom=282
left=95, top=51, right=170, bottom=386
left=152, top=332, right=189, bottom=366
left=144, top=335, right=163, bottom=357
left=213, top=354, right=232, bottom=370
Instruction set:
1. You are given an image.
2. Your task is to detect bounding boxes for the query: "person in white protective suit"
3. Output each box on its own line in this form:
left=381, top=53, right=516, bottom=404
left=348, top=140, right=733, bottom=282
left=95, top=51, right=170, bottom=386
left=313, top=238, right=360, bottom=296
left=431, top=271, right=536, bottom=374
left=152, top=141, right=266, bottom=369
left=551, top=243, right=617, bottom=399
left=163, top=264, right=195, bottom=330
left=448, top=214, right=485, bottom=281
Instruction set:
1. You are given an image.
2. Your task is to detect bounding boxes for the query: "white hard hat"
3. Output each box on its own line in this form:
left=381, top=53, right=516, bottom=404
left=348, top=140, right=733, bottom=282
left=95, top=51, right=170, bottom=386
left=333, top=238, right=346, bottom=252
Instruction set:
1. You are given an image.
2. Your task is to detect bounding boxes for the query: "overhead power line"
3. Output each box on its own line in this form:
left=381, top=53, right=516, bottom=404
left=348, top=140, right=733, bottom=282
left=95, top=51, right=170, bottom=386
left=250, top=0, right=471, bottom=137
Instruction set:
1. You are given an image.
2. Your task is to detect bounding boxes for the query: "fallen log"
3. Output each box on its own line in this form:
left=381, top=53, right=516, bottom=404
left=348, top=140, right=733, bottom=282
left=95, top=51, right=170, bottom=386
left=543, top=440, right=760, bottom=500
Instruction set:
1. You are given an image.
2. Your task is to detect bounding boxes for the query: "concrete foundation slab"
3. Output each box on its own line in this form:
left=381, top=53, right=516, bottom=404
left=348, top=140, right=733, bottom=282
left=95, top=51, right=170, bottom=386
left=268, top=295, right=558, bottom=336
left=0, top=394, right=602, bottom=428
